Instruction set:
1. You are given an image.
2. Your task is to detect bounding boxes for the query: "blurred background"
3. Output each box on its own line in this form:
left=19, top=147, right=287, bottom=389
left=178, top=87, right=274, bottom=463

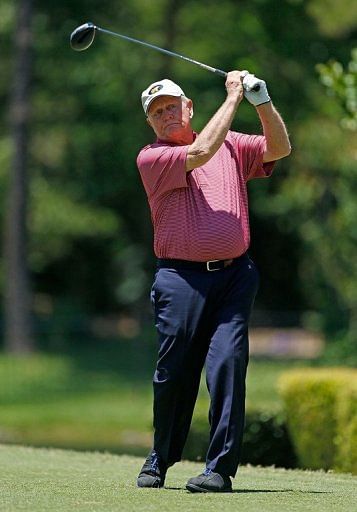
left=0, top=0, right=356, bottom=470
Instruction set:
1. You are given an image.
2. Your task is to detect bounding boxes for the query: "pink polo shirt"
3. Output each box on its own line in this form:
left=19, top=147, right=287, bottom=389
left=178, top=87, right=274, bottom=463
left=137, top=130, right=275, bottom=261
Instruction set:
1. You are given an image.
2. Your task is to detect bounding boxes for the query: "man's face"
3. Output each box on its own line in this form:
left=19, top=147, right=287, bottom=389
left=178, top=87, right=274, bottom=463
left=147, top=95, right=193, bottom=143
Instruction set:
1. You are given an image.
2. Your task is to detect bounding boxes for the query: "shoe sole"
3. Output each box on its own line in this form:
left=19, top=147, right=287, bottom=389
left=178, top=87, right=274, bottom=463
left=137, top=480, right=164, bottom=488
left=137, top=477, right=164, bottom=488
left=137, top=483, right=163, bottom=488
left=186, top=483, right=232, bottom=493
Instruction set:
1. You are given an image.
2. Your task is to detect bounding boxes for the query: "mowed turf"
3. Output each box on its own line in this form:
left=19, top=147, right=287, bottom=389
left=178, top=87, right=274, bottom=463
left=1, top=445, right=356, bottom=512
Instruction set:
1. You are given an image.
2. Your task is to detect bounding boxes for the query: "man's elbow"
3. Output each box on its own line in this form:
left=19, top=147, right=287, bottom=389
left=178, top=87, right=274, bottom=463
left=186, top=147, right=212, bottom=171
left=279, top=143, right=292, bottom=159
left=265, top=143, right=292, bottom=162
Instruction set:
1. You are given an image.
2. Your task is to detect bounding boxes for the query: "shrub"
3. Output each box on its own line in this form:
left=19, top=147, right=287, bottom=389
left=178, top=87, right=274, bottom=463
left=335, top=383, right=357, bottom=474
left=240, top=410, right=297, bottom=468
left=183, top=409, right=297, bottom=468
left=278, top=368, right=357, bottom=473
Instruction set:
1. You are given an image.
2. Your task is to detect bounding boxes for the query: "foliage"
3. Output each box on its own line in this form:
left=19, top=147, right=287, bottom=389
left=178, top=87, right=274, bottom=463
left=278, top=368, right=357, bottom=473
left=307, top=0, right=357, bottom=37
left=0, top=0, right=356, bottom=348
left=320, top=336, right=357, bottom=367
left=29, top=176, right=120, bottom=271
left=184, top=409, right=297, bottom=468
left=241, top=410, right=297, bottom=468
left=262, top=117, right=357, bottom=343
left=335, top=384, right=357, bottom=474
left=317, top=48, right=357, bottom=130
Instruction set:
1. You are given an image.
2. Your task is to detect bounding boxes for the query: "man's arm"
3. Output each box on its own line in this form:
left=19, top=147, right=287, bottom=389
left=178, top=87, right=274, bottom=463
left=185, top=71, right=244, bottom=171
left=243, top=73, right=291, bottom=163
left=257, top=102, right=291, bottom=162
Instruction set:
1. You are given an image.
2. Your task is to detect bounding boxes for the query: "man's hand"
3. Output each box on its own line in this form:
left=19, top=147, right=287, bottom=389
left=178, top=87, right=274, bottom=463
left=225, top=71, right=245, bottom=103
left=242, top=72, right=271, bottom=106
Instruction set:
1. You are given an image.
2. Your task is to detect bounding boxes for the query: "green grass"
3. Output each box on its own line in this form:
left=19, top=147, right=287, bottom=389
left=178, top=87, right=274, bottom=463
left=1, top=444, right=356, bottom=512
left=0, top=350, right=307, bottom=452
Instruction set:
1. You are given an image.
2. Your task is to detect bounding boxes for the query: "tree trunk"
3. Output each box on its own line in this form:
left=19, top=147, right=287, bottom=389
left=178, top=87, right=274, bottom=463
left=3, top=0, right=34, bottom=353
left=157, top=0, right=184, bottom=77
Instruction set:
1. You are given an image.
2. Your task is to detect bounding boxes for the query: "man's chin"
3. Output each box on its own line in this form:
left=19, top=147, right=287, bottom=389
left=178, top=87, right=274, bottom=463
left=165, top=124, right=181, bottom=133
left=164, top=124, right=185, bottom=137
left=160, top=124, right=192, bottom=144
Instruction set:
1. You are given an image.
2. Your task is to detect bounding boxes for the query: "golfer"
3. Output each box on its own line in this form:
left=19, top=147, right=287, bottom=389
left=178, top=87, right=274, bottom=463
left=136, top=71, right=291, bottom=492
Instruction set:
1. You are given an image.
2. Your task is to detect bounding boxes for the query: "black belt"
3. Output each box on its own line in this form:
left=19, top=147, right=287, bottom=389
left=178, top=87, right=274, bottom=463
left=157, top=253, right=246, bottom=272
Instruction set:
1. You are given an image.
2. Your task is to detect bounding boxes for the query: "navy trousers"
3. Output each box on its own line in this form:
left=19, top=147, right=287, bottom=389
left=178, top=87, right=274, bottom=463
left=150, top=253, right=259, bottom=477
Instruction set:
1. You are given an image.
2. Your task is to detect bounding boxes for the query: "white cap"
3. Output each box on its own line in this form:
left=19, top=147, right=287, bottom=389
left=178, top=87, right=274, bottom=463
left=141, top=79, right=186, bottom=115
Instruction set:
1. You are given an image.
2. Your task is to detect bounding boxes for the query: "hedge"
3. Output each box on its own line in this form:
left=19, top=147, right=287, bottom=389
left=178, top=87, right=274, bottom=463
left=278, top=368, right=357, bottom=474
left=335, top=383, right=357, bottom=473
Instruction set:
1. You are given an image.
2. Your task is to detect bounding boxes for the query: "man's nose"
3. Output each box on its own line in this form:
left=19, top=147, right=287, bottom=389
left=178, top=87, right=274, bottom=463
left=163, top=108, right=174, bottom=120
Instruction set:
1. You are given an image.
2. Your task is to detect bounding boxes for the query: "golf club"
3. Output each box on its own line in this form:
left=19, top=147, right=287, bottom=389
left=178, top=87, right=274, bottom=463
left=70, top=22, right=260, bottom=91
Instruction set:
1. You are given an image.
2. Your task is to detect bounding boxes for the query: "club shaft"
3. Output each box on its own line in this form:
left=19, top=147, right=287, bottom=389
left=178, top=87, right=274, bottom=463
left=96, top=26, right=227, bottom=77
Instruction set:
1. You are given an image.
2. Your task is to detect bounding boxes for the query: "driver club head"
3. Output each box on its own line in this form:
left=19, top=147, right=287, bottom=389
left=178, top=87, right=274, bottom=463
left=70, top=22, right=96, bottom=51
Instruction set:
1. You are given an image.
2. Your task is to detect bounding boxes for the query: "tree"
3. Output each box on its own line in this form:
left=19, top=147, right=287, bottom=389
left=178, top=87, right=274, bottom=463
left=3, top=0, right=34, bottom=353
left=262, top=48, right=357, bottom=350
left=0, top=0, right=355, bottom=350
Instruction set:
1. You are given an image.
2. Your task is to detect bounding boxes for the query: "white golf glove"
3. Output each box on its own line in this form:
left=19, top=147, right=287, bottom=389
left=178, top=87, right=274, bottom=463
left=241, top=71, right=271, bottom=106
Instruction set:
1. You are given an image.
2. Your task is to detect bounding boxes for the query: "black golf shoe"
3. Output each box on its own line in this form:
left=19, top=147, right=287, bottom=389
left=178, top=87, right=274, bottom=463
left=137, top=450, right=167, bottom=488
left=186, top=468, right=232, bottom=493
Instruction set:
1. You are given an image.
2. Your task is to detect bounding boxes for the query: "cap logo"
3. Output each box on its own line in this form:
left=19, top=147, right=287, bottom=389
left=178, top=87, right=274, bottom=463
left=148, top=84, right=163, bottom=95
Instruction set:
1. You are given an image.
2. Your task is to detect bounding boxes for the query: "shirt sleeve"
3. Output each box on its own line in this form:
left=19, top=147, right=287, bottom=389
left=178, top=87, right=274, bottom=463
left=230, top=131, right=275, bottom=182
left=137, top=144, right=189, bottom=199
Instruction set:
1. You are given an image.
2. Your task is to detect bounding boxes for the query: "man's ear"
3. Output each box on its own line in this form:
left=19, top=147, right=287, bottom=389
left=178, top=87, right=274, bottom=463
left=146, top=117, right=152, bottom=128
left=186, top=98, right=194, bottom=118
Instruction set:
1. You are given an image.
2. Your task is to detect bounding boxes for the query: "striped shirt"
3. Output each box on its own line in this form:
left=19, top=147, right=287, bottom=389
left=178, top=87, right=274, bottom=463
left=137, top=130, right=275, bottom=261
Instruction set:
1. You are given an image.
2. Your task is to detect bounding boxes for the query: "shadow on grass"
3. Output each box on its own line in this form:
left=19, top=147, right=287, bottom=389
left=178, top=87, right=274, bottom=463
left=232, top=489, right=332, bottom=494
left=62, top=330, right=157, bottom=382
left=8, top=441, right=151, bottom=458
left=54, top=333, right=157, bottom=387
left=165, top=488, right=332, bottom=494
left=0, top=333, right=158, bottom=405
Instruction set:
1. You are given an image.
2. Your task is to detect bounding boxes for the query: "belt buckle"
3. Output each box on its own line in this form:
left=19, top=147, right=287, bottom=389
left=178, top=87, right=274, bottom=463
left=206, top=259, right=220, bottom=271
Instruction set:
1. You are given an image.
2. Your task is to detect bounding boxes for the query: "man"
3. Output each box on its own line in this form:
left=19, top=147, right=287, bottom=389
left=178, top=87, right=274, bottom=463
left=136, top=71, right=291, bottom=492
